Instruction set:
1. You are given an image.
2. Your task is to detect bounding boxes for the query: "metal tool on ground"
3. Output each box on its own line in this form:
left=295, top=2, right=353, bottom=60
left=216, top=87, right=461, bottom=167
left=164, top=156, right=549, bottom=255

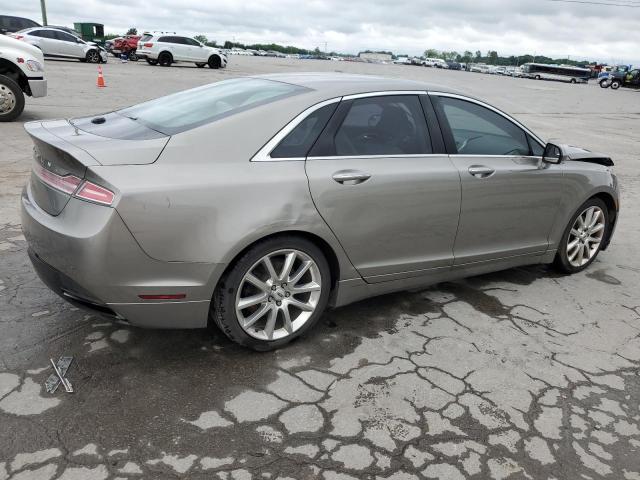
left=45, top=356, right=74, bottom=393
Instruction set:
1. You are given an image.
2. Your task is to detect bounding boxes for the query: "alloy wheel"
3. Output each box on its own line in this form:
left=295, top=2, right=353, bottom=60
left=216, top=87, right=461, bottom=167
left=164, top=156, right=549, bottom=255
left=235, top=249, right=322, bottom=341
left=0, top=84, right=16, bottom=114
left=87, top=50, right=100, bottom=63
left=566, top=206, right=606, bottom=268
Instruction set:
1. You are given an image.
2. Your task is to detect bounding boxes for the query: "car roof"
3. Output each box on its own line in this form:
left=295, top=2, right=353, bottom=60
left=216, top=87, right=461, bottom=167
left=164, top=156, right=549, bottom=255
left=252, top=72, right=458, bottom=98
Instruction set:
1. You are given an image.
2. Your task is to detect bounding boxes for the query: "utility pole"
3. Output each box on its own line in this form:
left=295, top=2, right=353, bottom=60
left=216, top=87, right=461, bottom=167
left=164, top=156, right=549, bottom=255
left=324, top=42, right=327, bottom=54
left=40, top=0, right=48, bottom=25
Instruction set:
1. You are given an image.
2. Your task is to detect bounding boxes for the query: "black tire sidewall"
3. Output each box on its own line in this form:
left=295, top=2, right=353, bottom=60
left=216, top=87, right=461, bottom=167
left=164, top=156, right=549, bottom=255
left=159, top=52, right=172, bottom=66
left=0, top=74, right=25, bottom=122
left=554, top=197, right=609, bottom=274
left=212, top=236, right=331, bottom=351
left=208, top=55, right=221, bottom=69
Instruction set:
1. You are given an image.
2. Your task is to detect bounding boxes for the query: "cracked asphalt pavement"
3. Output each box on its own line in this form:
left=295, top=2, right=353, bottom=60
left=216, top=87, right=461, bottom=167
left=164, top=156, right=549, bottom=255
left=1, top=57, right=639, bottom=480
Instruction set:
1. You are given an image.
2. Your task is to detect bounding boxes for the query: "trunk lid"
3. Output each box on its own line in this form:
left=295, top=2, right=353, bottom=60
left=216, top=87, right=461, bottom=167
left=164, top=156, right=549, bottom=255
left=24, top=117, right=169, bottom=215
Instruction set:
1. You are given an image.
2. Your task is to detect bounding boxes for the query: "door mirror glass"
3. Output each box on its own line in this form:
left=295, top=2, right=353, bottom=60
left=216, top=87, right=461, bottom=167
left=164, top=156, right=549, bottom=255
left=542, top=143, right=562, bottom=164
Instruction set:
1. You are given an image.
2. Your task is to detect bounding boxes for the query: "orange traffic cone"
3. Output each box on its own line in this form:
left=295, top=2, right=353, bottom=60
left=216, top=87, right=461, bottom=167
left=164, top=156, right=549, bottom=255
left=97, top=65, right=106, bottom=88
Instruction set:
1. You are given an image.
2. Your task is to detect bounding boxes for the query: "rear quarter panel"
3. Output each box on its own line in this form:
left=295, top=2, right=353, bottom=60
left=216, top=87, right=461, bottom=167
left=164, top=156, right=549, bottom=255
left=97, top=98, right=359, bottom=281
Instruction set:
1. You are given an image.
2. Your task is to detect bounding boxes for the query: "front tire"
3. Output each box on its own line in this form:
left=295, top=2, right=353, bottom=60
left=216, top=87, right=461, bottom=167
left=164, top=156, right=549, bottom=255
left=611, top=80, right=621, bottom=90
left=0, top=74, right=25, bottom=122
left=212, top=236, right=331, bottom=351
left=86, top=49, right=100, bottom=63
left=208, top=55, right=221, bottom=69
left=554, top=198, right=609, bottom=274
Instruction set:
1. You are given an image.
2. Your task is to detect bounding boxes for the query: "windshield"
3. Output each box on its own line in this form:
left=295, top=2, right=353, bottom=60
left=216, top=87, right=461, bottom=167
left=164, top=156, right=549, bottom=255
left=118, top=78, right=308, bottom=135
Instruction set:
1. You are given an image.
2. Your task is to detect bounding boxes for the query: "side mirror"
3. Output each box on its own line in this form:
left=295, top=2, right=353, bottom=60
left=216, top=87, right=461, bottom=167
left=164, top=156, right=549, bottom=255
left=542, top=143, right=563, bottom=164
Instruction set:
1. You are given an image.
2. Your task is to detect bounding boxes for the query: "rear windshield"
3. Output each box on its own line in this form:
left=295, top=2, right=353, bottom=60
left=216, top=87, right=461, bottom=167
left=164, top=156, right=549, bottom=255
left=139, top=34, right=153, bottom=42
left=118, top=78, right=308, bottom=135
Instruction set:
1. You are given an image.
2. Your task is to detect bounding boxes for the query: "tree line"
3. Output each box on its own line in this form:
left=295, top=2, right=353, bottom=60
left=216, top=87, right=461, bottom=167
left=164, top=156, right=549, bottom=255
left=420, top=49, right=593, bottom=67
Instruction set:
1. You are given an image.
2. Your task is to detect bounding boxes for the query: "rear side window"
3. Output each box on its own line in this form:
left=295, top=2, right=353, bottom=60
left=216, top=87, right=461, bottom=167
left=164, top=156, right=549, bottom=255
left=271, top=103, right=338, bottom=158
left=119, top=78, right=308, bottom=135
left=38, top=30, right=57, bottom=39
left=435, top=96, right=530, bottom=156
left=334, top=95, right=432, bottom=156
left=158, top=36, right=173, bottom=43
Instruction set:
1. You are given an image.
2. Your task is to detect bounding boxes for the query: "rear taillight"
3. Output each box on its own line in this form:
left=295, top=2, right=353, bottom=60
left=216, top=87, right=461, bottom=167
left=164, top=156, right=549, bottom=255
left=33, top=163, right=82, bottom=194
left=144, top=42, right=153, bottom=48
left=75, top=181, right=115, bottom=206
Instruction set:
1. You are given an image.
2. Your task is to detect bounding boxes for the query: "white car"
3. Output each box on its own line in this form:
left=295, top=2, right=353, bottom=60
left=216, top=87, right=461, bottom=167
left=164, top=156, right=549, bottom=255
left=136, top=33, right=227, bottom=69
left=10, top=27, right=107, bottom=63
left=0, top=34, right=46, bottom=121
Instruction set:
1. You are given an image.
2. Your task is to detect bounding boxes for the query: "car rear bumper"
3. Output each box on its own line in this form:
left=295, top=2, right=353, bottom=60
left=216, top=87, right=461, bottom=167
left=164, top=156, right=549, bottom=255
left=21, top=184, right=223, bottom=328
left=28, top=78, right=47, bottom=98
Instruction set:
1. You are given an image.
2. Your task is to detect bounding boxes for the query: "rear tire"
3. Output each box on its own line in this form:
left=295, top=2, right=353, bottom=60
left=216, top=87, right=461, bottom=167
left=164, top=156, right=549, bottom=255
left=146, top=58, right=158, bottom=66
left=611, top=80, right=621, bottom=90
left=208, top=55, right=221, bottom=69
left=554, top=198, right=609, bottom=274
left=0, top=74, right=25, bottom=122
left=570, top=78, right=577, bottom=84
left=158, top=52, right=172, bottom=67
left=129, top=52, right=139, bottom=62
left=211, top=236, right=331, bottom=351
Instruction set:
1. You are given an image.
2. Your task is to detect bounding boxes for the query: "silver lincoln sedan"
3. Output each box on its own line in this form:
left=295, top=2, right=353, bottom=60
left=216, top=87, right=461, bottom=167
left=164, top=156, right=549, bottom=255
left=21, top=73, right=619, bottom=350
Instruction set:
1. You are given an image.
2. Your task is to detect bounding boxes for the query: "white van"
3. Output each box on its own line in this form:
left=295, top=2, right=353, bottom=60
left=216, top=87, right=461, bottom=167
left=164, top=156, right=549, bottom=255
left=0, top=33, right=47, bottom=121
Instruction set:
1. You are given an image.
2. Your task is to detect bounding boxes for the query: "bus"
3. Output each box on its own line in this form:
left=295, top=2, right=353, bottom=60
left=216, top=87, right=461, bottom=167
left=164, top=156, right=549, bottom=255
left=521, top=63, right=591, bottom=84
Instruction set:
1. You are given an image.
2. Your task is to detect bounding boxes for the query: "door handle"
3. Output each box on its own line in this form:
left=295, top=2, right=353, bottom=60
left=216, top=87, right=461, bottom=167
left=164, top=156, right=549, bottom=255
left=468, top=165, right=495, bottom=178
left=332, top=170, right=372, bottom=185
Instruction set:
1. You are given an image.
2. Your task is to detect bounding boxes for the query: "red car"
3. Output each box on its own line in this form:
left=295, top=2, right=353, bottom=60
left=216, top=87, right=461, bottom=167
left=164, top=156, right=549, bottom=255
left=111, top=34, right=141, bottom=60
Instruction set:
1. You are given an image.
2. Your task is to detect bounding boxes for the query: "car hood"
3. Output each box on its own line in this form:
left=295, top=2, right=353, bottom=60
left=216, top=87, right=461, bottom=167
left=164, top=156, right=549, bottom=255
left=560, top=144, right=614, bottom=167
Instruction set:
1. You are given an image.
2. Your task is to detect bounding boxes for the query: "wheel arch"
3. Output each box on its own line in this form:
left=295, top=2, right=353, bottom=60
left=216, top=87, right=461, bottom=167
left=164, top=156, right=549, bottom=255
left=590, top=191, right=618, bottom=250
left=217, top=230, right=341, bottom=292
left=0, top=59, right=29, bottom=95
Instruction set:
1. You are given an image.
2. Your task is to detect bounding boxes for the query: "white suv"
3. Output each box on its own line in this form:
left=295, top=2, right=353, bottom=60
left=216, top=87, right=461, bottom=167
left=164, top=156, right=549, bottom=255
left=0, top=34, right=47, bottom=121
left=136, top=33, right=228, bottom=69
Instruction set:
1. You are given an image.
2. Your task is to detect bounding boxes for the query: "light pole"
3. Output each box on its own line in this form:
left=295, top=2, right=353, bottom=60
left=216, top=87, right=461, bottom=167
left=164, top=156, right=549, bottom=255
left=40, top=0, right=48, bottom=25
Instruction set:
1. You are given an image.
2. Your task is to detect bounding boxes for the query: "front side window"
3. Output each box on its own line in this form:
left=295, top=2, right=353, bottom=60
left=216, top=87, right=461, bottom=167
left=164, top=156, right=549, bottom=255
left=270, top=103, right=338, bottom=158
left=184, top=37, right=200, bottom=46
left=333, top=95, right=432, bottom=156
left=119, top=78, right=308, bottom=135
left=436, top=96, right=530, bottom=156
left=55, top=31, right=77, bottom=42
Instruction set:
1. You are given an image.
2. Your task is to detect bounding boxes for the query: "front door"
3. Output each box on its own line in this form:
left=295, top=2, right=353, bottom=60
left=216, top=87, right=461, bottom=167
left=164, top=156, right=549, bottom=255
left=306, top=94, right=461, bottom=283
left=431, top=94, right=564, bottom=265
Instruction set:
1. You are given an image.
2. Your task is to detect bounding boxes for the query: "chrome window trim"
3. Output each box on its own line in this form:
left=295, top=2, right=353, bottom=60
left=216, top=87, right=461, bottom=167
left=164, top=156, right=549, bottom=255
left=251, top=97, right=342, bottom=162
left=307, top=154, right=446, bottom=161
left=341, top=90, right=428, bottom=100
left=427, top=91, right=546, bottom=149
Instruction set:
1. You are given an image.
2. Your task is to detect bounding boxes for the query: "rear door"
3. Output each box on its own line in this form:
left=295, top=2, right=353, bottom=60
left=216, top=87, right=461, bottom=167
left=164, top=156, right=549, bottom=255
left=305, top=93, right=461, bottom=283
left=29, top=29, right=59, bottom=56
left=431, top=93, right=564, bottom=265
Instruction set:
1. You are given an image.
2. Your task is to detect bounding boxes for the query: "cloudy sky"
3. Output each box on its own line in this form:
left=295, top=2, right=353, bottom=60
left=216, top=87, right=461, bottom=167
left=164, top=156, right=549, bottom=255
left=3, top=0, right=639, bottom=64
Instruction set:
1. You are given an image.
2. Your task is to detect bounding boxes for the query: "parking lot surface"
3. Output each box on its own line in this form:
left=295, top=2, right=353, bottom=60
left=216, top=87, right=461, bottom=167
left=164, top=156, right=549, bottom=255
left=1, top=57, right=639, bottom=480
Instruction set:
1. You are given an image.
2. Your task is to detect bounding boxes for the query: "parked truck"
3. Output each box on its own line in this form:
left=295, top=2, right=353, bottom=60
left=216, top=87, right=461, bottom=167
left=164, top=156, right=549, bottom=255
left=0, top=33, right=47, bottom=121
